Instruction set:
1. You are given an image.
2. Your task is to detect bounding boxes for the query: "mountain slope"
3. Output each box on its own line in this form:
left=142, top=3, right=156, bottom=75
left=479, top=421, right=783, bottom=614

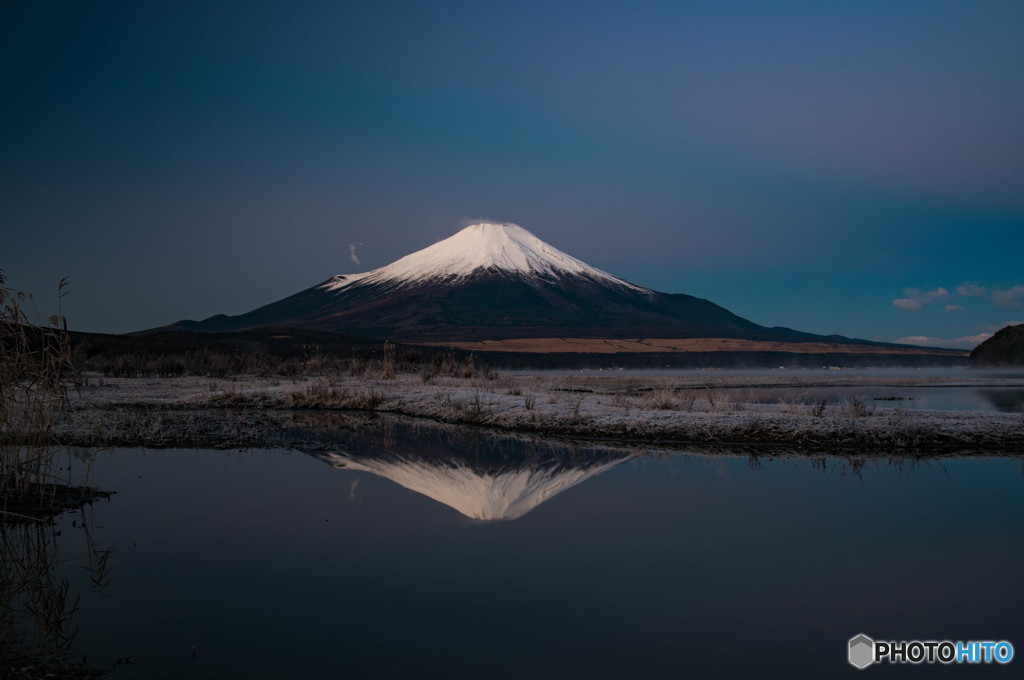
left=160, top=222, right=882, bottom=345
left=971, top=324, right=1024, bottom=366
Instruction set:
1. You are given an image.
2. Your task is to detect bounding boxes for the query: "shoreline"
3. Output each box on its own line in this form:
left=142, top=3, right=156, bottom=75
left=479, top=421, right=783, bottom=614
left=45, top=373, right=1024, bottom=455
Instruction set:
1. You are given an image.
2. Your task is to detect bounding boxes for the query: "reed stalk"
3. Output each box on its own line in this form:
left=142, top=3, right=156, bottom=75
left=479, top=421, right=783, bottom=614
left=1, top=271, right=76, bottom=515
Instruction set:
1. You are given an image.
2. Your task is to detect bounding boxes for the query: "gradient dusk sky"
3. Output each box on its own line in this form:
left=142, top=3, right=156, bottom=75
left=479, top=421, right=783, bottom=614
left=3, top=1, right=1022, bottom=347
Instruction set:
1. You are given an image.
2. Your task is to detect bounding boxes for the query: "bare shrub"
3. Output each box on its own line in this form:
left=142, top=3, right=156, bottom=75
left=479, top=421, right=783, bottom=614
left=419, top=364, right=438, bottom=384
left=810, top=398, right=828, bottom=418
left=726, top=392, right=747, bottom=412
left=847, top=395, right=872, bottom=418
left=284, top=383, right=384, bottom=410
left=566, top=394, right=586, bottom=426
left=460, top=353, right=495, bottom=381
left=347, top=356, right=366, bottom=378
left=467, top=390, right=493, bottom=421
left=434, top=347, right=459, bottom=375
left=380, top=341, right=396, bottom=380
left=523, top=390, right=536, bottom=411
left=611, top=392, right=631, bottom=409
left=352, top=389, right=384, bottom=409
left=887, top=402, right=908, bottom=426
left=643, top=389, right=677, bottom=410
left=777, top=396, right=804, bottom=414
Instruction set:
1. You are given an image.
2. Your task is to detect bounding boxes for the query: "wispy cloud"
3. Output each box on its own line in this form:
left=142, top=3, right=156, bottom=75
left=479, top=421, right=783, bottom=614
left=954, top=281, right=1024, bottom=309
left=892, top=287, right=948, bottom=312
left=978, top=320, right=1024, bottom=333
left=349, top=243, right=361, bottom=266
left=459, top=216, right=503, bottom=228
left=956, top=282, right=988, bottom=297
left=992, top=284, right=1024, bottom=309
left=894, top=282, right=1024, bottom=313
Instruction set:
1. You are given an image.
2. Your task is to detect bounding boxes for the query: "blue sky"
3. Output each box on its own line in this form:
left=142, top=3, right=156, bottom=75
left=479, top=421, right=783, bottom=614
left=2, top=1, right=1022, bottom=346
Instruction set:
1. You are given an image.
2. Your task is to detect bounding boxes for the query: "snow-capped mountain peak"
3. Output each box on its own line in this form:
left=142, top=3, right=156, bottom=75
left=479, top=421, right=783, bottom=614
left=322, top=222, right=648, bottom=292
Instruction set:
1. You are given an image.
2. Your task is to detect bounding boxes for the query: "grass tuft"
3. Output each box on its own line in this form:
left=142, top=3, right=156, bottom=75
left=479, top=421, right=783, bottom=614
left=1, top=272, right=85, bottom=518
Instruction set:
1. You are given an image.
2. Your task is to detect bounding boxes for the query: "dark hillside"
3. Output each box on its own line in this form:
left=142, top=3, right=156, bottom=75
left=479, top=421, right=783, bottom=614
left=971, top=325, right=1024, bottom=366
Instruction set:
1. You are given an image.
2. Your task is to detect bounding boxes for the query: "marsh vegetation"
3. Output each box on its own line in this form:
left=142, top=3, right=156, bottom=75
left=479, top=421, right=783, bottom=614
left=48, top=367, right=1024, bottom=456
left=0, top=272, right=101, bottom=522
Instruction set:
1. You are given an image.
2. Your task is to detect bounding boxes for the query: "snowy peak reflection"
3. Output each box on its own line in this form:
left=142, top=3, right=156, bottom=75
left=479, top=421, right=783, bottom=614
left=313, top=448, right=633, bottom=521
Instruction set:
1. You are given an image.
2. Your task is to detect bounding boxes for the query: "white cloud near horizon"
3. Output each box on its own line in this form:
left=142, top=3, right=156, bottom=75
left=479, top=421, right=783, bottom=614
left=895, top=333, right=992, bottom=349
left=892, top=287, right=948, bottom=312
left=896, top=319, right=1024, bottom=349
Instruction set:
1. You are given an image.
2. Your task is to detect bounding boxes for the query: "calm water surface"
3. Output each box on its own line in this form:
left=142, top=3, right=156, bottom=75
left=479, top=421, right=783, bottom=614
left=16, top=419, right=1024, bottom=678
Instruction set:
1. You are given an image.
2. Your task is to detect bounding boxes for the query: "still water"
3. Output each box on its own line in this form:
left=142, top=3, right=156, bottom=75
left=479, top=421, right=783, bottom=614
left=13, top=417, right=1024, bottom=678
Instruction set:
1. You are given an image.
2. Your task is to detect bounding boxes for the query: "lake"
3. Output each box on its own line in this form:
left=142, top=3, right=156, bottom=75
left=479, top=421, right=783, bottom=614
left=7, top=415, right=1023, bottom=678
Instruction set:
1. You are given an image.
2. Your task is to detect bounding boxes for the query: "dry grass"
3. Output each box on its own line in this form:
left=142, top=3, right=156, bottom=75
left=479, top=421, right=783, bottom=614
left=41, top=370, right=1024, bottom=454
left=522, top=389, right=536, bottom=411
left=1, top=272, right=85, bottom=518
left=284, top=381, right=386, bottom=410
left=643, top=389, right=678, bottom=410
left=45, top=361, right=1024, bottom=454
left=810, top=398, right=828, bottom=417
left=846, top=395, right=873, bottom=418
left=0, top=273, right=112, bottom=676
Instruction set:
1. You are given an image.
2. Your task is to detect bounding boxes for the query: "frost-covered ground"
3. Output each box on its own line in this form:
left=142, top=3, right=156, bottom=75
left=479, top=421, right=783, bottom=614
left=55, top=371, right=1024, bottom=455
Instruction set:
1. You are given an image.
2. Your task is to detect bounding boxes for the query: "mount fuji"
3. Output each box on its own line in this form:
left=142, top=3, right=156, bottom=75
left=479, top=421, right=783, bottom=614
left=158, top=222, right=961, bottom=360
left=163, top=222, right=839, bottom=345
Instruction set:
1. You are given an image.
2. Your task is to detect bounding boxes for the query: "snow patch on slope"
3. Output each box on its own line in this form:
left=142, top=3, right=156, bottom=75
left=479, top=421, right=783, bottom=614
left=321, top=222, right=649, bottom=293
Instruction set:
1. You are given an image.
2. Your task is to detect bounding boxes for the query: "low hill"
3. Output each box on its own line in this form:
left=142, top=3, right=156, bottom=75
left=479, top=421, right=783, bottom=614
left=971, top=325, right=1024, bottom=366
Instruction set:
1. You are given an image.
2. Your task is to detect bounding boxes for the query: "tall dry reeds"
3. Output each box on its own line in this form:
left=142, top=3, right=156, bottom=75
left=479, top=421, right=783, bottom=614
left=1, top=271, right=77, bottom=514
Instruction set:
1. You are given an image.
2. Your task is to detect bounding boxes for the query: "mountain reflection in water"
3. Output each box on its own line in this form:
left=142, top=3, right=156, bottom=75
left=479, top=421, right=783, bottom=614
left=291, top=413, right=635, bottom=521
left=313, top=450, right=633, bottom=521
